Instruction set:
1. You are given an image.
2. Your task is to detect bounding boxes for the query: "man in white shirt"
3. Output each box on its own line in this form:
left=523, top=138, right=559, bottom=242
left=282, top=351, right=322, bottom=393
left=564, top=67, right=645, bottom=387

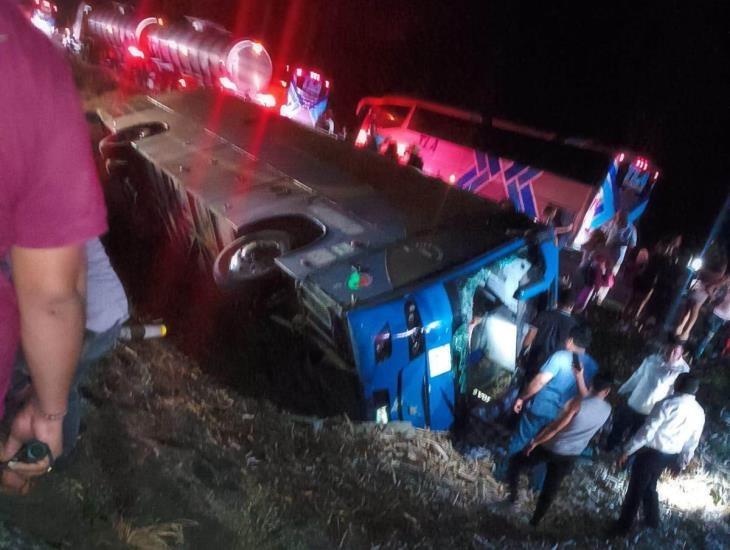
left=606, top=339, right=689, bottom=451
left=695, top=286, right=730, bottom=360
left=610, top=374, right=705, bottom=536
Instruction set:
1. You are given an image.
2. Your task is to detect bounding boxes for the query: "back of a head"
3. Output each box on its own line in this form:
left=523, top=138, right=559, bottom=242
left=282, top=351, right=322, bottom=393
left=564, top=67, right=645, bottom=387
left=674, top=373, right=699, bottom=395
left=558, top=287, right=576, bottom=310
left=569, top=324, right=592, bottom=350
left=591, top=372, right=613, bottom=394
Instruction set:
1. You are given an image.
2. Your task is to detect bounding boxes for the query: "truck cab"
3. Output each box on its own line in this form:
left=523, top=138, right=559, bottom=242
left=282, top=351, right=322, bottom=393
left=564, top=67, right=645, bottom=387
left=97, top=90, right=558, bottom=430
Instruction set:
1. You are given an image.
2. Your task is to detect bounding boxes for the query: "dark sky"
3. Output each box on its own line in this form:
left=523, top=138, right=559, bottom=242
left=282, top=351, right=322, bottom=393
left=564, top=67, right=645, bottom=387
left=77, top=0, right=730, bottom=248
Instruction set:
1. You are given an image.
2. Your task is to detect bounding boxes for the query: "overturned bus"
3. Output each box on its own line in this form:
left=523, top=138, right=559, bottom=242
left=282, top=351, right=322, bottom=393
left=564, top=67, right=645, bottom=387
left=96, top=90, right=558, bottom=431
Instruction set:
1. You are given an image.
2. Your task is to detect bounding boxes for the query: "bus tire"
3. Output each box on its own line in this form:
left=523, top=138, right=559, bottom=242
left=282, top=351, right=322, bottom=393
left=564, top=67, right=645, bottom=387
left=213, top=230, right=292, bottom=291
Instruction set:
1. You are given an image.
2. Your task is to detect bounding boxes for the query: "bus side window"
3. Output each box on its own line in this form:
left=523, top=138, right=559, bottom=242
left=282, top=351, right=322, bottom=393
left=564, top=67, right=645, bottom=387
left=408, top=108, right=478, bottom=146
left=372, top=105, right=410, bottom=129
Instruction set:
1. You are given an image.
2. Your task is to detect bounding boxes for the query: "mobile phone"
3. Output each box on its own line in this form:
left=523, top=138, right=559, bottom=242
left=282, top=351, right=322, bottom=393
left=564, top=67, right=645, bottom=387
left=11, top=440, right=51, bottom=464
left=572, top=353, right=582, bottom=372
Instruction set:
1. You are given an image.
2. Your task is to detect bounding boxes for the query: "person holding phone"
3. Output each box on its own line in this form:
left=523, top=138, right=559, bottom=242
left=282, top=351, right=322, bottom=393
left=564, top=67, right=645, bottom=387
left=0, top=2, right=107, bottom=493
left=507, top=373, right=613, bottom=526
left=509, top=325, right=598, bottom=459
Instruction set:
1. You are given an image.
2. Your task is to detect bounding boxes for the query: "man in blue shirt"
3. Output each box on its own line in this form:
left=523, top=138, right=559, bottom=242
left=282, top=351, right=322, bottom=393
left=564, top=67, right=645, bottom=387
left=509, top=324, right=598, bottom=457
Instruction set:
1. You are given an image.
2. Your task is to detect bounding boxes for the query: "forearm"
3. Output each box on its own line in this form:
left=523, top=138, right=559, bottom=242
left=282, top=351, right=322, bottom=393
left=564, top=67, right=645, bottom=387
left=532, top=426, right=559, bottom=447
left=520, top=375, right=548, bottom=401
left=19, top=290, right=85, bottom=413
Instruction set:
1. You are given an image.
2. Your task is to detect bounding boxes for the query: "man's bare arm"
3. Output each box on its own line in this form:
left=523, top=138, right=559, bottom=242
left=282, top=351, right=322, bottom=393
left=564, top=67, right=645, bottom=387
left=513, top=371, right=554, bottom=413
left=520, top=372, right=553, bottom=401
left=11, top=244, right=86, bottom=418
left=531, top=398, right=581, bottom=448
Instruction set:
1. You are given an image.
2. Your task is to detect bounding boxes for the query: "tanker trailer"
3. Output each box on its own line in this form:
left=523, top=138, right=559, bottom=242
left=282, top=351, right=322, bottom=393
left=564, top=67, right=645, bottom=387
left=146, top=16, right=273, bottom=99
left=76, top=2, right=156, bottom=69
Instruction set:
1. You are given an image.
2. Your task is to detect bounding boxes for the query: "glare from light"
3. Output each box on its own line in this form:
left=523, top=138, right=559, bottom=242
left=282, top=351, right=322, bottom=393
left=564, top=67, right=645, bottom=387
left=255, top=93, right=276, bottom=108
left=396, top=142, right=407, bottom=157
left=252, top=42, right=263, bottom=55
left=219, top=76, right=237, bottom=91
left=428, top=343, right=452, bottom=378
left=375, top=406, right=389, bottom=425
left=355, top=129, right=368, bottom=147
left=449, top=174, right=456, bottom=184
left=482, top=315, right=518, bottom=371
left=127, top=45, right=145, bottom=59
left=178, top=78, right=187, bottom=88
left=30, top=12, right=55, bottom=36
left=179, top=45, right=188, bottom=56
left=688, top=257, right=703, bottom=271
left=656, top=474, right=728, bottom=515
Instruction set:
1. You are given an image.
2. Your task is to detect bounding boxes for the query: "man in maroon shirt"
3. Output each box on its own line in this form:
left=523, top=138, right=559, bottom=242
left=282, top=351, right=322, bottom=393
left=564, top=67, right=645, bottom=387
left=0, top=1, right=107, bottom=492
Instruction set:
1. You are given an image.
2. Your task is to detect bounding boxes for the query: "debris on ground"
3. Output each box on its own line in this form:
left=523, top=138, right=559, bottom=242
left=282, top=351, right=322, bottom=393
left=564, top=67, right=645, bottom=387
left=1, top=335, right=726, bottom=549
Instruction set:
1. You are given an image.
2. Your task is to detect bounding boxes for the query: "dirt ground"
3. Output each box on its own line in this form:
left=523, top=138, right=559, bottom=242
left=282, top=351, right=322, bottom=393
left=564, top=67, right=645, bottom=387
left=0, top=61, right=728, bottom=549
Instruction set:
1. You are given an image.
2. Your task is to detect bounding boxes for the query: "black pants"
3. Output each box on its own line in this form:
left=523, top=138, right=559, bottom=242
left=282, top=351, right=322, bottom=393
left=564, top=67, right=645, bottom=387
left=507, top=446, right=576, bottom=525
left=606, top=405, right=647, bottom=452
left=617, top=447, right=678, bottom=530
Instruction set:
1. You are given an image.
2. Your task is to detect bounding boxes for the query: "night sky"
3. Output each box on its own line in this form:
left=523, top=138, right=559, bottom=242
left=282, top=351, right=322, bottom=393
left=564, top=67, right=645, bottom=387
left=64, top=0, right=730, bottom=249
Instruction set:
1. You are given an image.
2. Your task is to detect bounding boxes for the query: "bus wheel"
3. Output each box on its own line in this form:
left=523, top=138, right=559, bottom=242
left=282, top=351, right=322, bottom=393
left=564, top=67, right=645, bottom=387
left=213, top=230, right=292, bottom=291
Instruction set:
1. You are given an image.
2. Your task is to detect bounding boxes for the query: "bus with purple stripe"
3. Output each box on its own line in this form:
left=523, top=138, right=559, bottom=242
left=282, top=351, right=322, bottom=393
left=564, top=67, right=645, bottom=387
left=354, top=96, right=659, bottom=249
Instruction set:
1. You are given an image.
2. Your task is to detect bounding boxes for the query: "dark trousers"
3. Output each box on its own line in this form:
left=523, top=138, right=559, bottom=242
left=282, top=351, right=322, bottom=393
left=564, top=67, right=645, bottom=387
left=617, top=447, right=678, bottom=530
left=507, top=446, right=576, bottom=525
left=606, top=405, right=648, bottom=451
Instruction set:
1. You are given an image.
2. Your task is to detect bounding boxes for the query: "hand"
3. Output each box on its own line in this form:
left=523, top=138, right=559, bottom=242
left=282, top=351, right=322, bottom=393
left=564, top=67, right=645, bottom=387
left=616, top=453, right=629, bottom=469
left=1, top=398, right=64, bottom=495
left=513, top=398, right=524, bottom=414
left=524, top=441, right=537, bottom=456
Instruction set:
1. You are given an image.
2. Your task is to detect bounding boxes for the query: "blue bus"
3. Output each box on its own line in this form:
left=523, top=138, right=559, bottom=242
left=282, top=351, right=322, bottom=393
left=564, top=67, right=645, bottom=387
left=97, top=89, right=558, bottom=430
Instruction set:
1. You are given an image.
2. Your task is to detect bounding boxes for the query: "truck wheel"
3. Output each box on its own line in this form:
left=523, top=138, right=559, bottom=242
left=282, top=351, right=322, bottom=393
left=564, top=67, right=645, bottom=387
left=213, top=230, right=291, bottom=290
left=98, top=122, right=168, bottom=160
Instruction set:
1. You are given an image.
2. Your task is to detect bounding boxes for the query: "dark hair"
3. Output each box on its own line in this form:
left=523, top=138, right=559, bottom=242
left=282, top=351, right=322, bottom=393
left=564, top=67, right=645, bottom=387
left=674, top=373, right=699, bottom=395
left=591, top=372, right=613, bottom=393
left=558, top=287, right=576, bottom=309
left=569, top=324, right=592, bottom=349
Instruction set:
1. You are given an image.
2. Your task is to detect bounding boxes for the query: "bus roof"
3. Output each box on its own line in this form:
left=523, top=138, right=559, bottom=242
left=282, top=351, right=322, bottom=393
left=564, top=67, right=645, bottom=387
left=357, top=95, right=484, bottom=123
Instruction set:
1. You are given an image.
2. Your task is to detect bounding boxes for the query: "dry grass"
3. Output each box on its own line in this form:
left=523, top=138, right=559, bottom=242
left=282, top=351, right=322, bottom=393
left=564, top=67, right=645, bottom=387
left=115, top=518, right=198, bottom=549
